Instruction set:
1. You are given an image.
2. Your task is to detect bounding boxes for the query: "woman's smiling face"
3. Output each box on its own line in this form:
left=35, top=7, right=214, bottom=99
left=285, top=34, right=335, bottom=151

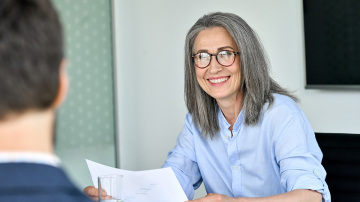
left=194, top=27, right=241, bottom=102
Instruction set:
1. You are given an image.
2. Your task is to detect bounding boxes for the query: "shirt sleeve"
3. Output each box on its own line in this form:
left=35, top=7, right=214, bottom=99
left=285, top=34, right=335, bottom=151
left=161, top=114, right=202, bottom=200
left=274, top=112, right=331, bottom=202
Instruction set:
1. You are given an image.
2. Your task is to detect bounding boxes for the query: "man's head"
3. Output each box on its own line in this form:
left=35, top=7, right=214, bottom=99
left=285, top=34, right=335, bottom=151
left=0, top=0, right=64, bottom=120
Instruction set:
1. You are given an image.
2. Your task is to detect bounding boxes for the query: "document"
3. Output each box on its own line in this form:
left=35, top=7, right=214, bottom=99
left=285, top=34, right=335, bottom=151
left=86, top=159, right=188, bottom=202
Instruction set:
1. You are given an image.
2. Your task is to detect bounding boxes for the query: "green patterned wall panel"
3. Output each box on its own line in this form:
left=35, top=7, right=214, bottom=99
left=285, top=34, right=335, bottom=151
left=52, top=0, right=116, bottom=188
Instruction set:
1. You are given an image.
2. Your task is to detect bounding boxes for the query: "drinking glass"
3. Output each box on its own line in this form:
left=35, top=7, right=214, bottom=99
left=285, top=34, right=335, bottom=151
left=98, top=174, right=123, bottom=202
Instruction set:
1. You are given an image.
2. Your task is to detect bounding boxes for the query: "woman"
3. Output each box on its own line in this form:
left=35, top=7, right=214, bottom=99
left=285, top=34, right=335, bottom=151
left=84, top=12, right=330, bottom=202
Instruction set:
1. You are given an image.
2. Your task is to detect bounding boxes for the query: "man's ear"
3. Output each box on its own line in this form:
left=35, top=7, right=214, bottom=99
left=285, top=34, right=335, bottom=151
left=51, top=59, right=69, bottom=108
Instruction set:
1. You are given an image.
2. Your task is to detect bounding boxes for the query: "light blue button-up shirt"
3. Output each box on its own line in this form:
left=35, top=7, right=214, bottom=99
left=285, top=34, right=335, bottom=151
left=163, top=94, right=330, bottom=201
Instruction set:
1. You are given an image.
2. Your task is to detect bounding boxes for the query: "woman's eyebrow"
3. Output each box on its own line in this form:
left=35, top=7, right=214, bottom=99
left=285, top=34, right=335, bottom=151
left=194, top=46, right=235, bottom=54
left=194, top=49, right=209, bottom=54
left=218, top=46, right=235, bottom=51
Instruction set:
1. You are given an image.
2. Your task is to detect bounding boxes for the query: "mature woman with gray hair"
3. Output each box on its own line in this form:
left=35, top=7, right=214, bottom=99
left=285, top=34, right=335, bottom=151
left=162, top=12, right=330, bottom=201
left=84, top=12, right=330, bottom=201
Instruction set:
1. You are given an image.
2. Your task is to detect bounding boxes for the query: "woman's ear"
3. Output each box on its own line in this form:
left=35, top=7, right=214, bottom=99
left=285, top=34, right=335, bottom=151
left=51, top=59, right=69, bottom=108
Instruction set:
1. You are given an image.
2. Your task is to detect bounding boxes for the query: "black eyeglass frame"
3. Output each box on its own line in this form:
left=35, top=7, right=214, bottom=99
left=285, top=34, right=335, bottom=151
left=192, top=50, right=240, bottom=69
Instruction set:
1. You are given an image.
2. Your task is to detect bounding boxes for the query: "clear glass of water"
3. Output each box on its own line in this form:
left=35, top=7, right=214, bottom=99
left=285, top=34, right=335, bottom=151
left=98, top=174, right=123, bottom=202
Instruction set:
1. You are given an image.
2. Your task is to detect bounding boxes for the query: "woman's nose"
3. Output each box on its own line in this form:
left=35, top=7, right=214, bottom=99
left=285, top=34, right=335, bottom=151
left=208, top=57, right=223, bottom=74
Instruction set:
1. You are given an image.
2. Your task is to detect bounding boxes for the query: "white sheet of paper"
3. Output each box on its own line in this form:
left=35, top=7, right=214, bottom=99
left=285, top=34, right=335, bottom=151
left=86, top=159, right=188, bottom=202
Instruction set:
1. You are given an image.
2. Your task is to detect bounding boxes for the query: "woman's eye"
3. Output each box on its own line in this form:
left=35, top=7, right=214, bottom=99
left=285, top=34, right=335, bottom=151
left=217, top=52, right=227, bottom=58
left=221, top=51, right=231, bottom=56
left=199, top=53, right=208, bottom=60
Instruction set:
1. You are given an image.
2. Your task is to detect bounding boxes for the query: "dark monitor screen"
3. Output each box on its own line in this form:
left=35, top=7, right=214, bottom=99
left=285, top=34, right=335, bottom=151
left=303, top=0, right=360, bottom=89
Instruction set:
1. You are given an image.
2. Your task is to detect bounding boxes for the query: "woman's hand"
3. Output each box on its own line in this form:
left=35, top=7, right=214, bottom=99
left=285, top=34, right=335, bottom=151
left=83, top=186, right=108, bottom=201
left=188, top=193, right=237, bottom=202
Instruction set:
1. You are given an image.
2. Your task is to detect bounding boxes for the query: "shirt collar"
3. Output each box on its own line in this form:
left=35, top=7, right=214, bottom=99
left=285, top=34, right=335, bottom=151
left=0, top=151, right=61, bottom=167
left=218, top=107, right=244, bottom=133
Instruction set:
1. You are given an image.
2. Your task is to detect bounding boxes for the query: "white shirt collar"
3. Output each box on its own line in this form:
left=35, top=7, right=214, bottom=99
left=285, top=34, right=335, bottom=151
left=0, top=151, right=61, bottom=167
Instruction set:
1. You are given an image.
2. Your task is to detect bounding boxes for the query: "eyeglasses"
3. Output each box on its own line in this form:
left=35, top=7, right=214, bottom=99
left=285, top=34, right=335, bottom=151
left=192, top=50, right=240, bottom=68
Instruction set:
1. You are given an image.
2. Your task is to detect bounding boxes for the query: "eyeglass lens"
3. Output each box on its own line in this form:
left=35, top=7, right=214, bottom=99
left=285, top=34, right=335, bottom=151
left=193, top=50, right=236, bottom=68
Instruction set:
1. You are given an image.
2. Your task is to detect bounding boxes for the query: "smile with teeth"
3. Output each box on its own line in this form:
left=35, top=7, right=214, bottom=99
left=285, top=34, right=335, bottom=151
left=209, top=77, right=229, bottom=84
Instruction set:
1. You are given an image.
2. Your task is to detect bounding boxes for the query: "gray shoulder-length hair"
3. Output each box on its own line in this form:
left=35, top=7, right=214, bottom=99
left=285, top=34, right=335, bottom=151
left=184, top=12, right=297, bottom=139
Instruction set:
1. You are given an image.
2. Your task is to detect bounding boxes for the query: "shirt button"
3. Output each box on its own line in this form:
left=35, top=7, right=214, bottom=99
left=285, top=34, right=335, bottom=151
left=234, top=166, right=238, bottom=170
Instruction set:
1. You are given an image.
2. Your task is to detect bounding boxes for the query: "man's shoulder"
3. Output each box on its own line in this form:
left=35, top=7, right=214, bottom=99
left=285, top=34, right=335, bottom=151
left=0, top=162, right=92, bottom=202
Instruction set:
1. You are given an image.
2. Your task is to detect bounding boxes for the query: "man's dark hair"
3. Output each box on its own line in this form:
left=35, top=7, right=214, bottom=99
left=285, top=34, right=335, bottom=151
left=0, top=0, right=63, bottom=119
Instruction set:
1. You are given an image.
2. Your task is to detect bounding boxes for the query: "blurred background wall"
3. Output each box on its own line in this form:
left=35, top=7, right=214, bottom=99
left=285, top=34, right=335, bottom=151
left=52, top=0, right=117, bottom=190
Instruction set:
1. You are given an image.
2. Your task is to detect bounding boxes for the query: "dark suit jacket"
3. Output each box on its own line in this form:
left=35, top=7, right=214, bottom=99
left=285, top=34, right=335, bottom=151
left=0, top=162, right=92, bottom=202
